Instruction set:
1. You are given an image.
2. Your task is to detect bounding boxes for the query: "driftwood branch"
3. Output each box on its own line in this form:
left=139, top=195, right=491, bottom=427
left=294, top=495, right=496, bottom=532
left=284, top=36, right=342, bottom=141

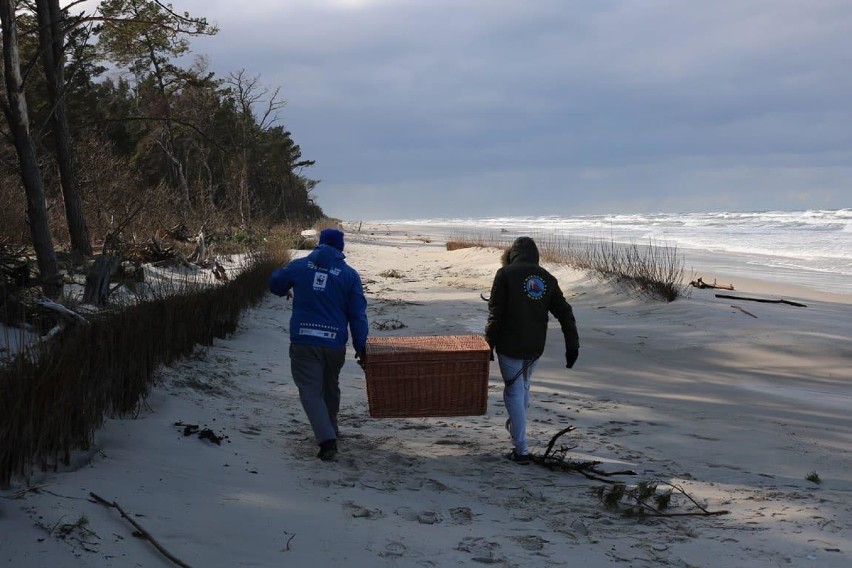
left=716, top=294, right=807, bottom=308
left=535, top=429, right=729, bottom=517
left=36, top=298, right=89, bottom=325
left=531, top=426, right=637, bottom=483
left=89, top=492, right=192, bottom=568
left=37, top=298, right=90, bottom=337
left=603, top=482, right=730, bottom=517
left=690, top=277, right=734, bottom=290
left=658, top=481, right=721, bottom=515
left=731, top=305, right=758, bottom=318
left=595, top=481, right=730, bottom=518
left=542, top=425, right=576, bottom=460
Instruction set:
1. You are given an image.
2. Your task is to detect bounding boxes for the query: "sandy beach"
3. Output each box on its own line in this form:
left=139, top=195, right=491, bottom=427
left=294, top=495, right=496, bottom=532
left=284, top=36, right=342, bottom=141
left=2, top=224, right=850, bottom=567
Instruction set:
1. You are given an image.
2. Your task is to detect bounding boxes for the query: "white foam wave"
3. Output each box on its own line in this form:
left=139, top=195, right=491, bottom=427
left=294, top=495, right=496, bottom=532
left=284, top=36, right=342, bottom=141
left=381, top=209, right=852, bottom=294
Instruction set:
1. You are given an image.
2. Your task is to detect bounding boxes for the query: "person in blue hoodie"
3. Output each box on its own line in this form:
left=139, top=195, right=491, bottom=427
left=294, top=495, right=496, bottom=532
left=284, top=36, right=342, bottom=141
left=268, top=228, right=369, bottom=461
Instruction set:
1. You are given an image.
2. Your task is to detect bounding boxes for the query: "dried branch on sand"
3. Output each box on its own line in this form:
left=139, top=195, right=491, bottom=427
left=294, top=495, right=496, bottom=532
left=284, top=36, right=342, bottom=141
left=90, top=492, right=192, bottom=567
left=716, top=294, right=806, bottom=308
left=531, top=427, right=730, bottom=518
left=689, top=277, right=734, bottom=290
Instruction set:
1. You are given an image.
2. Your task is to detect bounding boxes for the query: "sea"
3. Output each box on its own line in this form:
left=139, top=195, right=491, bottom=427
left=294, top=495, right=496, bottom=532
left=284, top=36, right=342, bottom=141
left=385, top=209, right=852, bottom=297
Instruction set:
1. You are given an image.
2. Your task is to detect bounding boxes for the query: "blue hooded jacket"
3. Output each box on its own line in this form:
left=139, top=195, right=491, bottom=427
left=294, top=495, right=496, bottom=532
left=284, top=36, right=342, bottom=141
left=268, top=244, right=369, bottom=352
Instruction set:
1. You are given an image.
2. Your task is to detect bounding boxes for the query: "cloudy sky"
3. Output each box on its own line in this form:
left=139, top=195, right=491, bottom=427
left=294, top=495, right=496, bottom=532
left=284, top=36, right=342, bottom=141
left=100, top=1, right=852, bottom=219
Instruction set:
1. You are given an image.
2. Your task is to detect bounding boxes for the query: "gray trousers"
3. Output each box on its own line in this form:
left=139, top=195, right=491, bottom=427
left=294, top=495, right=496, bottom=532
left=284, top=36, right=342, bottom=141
left=289, top=343, right=346, bottom=445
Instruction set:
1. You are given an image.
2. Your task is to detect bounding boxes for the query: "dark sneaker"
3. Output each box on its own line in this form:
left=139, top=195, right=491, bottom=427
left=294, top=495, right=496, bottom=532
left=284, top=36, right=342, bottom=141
left=505, top=450, right=530, bottom=465
left=317, top=439, right=337, bottom=461
left=505, top=418, right=512, bottom=434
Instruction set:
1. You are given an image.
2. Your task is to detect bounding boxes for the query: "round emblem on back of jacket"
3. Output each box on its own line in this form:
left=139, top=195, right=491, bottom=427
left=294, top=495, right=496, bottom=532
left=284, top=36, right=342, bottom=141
left=523, top=275, right=547, bottom=300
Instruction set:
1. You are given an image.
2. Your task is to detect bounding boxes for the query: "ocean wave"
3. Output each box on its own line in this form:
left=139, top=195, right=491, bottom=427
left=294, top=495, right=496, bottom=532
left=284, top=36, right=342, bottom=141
left=380, top=209, right=851, bottom=294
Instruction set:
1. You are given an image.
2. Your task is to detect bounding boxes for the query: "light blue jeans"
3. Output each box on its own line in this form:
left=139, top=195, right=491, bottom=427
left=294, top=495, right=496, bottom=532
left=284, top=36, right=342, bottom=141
left=497, top=353, right=538, bottom=456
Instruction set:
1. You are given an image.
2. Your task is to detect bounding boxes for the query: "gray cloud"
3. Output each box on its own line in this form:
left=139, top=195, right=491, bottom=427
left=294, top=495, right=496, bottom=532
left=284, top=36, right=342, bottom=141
left=180, top=0, right=852, bottom=218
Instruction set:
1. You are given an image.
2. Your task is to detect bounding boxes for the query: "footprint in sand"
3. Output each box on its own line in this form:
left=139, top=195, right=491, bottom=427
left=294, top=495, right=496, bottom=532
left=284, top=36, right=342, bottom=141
left=512, top=534, right=549, bottom=552
left=343, top=500, right=384, bottom=519
left=417, top=511, right=442, bottom=524
left=394, top=507, right=419, bottom=522
left=394, top=507, right=443, bottom=525
left=378, top=541, right=407, bottom=558
left=449, top=507, right=474, bottom=525
left=239, top=425, right=262, bottom=437
left=455, top=537, right=504, bottom=564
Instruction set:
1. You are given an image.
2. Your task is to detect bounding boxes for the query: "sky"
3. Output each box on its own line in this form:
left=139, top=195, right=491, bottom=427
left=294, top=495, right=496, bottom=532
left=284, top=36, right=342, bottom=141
left=80, top=1, right=852, bottom=220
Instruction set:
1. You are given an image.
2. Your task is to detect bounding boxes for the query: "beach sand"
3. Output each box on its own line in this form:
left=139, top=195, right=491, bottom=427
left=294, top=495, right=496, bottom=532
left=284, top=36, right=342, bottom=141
left=2, top=223, right=850, bottom=567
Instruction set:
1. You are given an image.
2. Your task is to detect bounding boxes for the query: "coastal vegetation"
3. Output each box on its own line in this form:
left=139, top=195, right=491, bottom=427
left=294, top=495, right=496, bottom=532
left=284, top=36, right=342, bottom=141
left=1, top=0, right=323, bottom=298
left=447, top=230, right=689, bottom=302
left=0, top=1, right=325, bottom=486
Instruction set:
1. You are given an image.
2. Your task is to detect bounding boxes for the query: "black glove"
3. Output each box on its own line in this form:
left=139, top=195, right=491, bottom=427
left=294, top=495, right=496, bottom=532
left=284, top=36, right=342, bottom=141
left=355, top=351, right=367, bottom=368
left=565, top=348, right=579, bottom=369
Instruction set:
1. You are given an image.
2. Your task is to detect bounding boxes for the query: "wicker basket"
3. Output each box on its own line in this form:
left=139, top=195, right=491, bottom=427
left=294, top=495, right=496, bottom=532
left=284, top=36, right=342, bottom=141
left=364, top=335, right=490, bottom=418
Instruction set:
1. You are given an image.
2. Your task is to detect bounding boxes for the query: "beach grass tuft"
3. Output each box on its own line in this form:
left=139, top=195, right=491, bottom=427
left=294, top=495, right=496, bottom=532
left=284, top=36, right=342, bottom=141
left=446, top=229, right=688, bottom=302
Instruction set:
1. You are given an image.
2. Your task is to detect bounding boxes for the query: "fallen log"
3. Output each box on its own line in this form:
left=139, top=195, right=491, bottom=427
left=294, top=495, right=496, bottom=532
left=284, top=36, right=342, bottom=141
left=715, top=294, right=807, bottom=308
left=37, top=298, right=90, bottom=337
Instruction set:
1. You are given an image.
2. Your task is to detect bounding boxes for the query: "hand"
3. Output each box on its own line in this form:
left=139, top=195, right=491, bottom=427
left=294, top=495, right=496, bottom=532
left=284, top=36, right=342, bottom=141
left=355, top=351, right=367, bottom=368
left=565, top=348, right=579, bottom=369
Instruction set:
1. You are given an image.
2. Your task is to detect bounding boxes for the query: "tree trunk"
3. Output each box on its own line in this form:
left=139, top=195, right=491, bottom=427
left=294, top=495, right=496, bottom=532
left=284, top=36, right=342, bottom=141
left=1, top=0, right=63, bottom=298
left=36, top=0, right=93, bottom=258
left=83, top=256, right=119, bottom=306
left=239, top=157, right=249, bottom=226
left=148, top=48, right=191, bottom=208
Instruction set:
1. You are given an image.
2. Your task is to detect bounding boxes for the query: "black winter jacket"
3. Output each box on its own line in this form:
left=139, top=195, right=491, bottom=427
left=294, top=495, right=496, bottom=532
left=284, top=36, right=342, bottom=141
left=485, top=237, right=579, bottom=360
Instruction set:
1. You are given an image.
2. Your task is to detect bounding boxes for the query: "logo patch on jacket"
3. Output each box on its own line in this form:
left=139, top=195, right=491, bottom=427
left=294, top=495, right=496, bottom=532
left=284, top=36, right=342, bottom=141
left=313, top=271, right=328, bottom=290
left=523, top=275, right=546, bottom=300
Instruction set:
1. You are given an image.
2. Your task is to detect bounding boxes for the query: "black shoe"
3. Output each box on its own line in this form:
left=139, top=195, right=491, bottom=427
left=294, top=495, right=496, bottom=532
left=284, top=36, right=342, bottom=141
left=505, top=418, right=512, bottom=434
left=505, top=450, right=530, bottom=465
left=317, top=439, right=337, bottom=461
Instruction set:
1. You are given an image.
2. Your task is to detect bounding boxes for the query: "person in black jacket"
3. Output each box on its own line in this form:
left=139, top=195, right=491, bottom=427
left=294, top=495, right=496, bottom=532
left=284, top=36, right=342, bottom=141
left=485, top=236, right=580, bottom=464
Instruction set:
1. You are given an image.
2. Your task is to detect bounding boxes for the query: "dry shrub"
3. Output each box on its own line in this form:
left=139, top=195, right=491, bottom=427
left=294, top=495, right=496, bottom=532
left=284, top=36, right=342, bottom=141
left=574, top=238, right=688, bottom=301
left=263, top=226, right=296, bottom=264
left=445, top=230, right=509, bottom=251
left=446, top=241, right=473, bottom=251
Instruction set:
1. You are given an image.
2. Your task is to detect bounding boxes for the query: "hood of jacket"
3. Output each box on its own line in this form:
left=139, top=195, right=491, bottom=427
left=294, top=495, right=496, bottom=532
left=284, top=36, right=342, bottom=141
left=506, top=236, right=540, bottom=265
left=308, top=243, right=345, bottom=268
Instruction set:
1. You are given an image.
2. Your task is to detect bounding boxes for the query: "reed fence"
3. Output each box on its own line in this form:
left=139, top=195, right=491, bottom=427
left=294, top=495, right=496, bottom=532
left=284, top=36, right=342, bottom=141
left=0, top=253, right=281, bottom=487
